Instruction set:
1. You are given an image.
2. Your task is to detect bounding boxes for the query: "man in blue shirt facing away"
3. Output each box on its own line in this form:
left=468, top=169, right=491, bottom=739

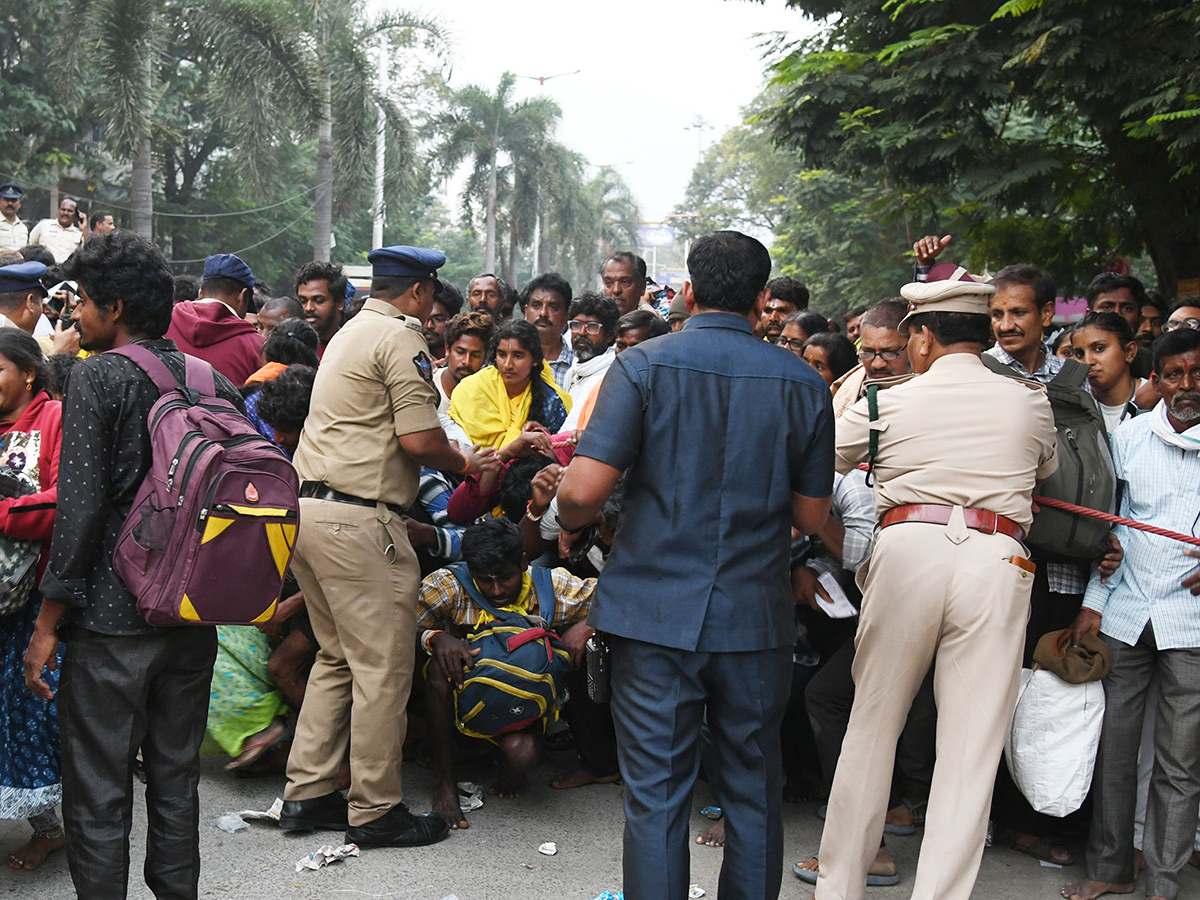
left=558, top=230, right=835, bottom=900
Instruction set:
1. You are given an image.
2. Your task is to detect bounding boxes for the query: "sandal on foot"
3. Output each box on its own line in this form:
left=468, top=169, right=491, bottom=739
left=820, top=803, right=916, bottom=837
left=792, top=856, right=900, bottom=887
left=903, top=797, right=927, bottom=827
left=225, top=719, right=289, bottom=771
left=995, top=828, right=1075, bottom=866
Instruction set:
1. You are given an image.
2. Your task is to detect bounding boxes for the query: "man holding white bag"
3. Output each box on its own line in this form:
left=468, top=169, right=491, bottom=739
left=1063, top=327, right=1200, bottom=900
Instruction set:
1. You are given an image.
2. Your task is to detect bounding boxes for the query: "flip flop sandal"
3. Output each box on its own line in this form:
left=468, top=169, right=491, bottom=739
left=225, top=721, right=290, bottom=771
left=816, top=804, right=916, bottom=837
left=903, top=797, right=928, bottom=827
left=994, top=828, right=1076, bottom=866
left=792, top=857, right=900, bottom=887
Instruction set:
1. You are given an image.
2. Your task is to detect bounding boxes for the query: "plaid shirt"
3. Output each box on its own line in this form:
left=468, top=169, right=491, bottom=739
left=417, top=565, right=595, bottom=633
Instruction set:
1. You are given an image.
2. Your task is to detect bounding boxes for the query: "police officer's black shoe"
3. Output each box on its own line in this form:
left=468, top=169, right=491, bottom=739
left=278, top=791, right=349, bottom=832
left=345, top=804, right=450, bottom=848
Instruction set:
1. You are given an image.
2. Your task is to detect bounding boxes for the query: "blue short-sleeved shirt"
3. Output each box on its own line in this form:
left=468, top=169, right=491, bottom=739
left=576, top=311, right=835, bottom=652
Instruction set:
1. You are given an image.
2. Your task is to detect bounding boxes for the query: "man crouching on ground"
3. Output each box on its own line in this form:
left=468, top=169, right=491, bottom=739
left=417, top=518, right=595, bottom=829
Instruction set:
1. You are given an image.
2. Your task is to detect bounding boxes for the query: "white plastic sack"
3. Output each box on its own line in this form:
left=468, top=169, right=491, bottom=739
left=1005, top=667, right=1105, bottom=817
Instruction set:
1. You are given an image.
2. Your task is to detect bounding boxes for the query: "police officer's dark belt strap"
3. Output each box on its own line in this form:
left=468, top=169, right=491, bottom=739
left=299, top=481, right=405, bottom=516
left=881, top=503, right=1025, bottom=543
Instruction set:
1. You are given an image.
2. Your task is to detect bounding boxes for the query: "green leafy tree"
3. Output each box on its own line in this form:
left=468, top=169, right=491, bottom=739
left=65, top=0, right=321, bottom=237
left=760, top=0, right=1200, bottom=294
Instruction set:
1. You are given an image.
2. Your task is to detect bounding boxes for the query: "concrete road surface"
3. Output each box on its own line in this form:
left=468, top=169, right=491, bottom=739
left=1, top=751, right=1196, bottom=899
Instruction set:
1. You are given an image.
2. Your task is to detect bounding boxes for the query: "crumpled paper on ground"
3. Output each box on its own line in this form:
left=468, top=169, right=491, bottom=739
left=242, top=797, right=284, bottom=821
left=457, top=781, right=484, bottom=813
left=295, top=843, right=359, bottom=872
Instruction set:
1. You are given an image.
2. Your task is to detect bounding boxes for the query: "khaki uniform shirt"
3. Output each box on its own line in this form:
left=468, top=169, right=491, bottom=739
left=293, top=297, right=440, bottom=508
left=0, top=217, right=28, bottom=252
left=835, top=352, right=1057, bottom=531
left=27, top=219, right=83, bottom=263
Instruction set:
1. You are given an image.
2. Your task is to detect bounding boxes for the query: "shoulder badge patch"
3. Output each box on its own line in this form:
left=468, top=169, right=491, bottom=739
left=413, top=351, right=434, bottom=384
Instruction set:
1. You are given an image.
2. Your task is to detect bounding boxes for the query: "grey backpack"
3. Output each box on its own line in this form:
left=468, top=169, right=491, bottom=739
left=981, top=355, right=1116, bottom=560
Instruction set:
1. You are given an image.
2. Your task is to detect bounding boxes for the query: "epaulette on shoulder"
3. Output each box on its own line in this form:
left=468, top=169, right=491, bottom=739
left=864, top=372, right=917, bottom=391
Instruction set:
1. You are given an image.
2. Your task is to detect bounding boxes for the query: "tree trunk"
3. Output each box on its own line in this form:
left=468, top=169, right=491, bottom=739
left=485, top=148, right=498, bottom=272
left=508, top=224, right=520, bottom=287
left=49, top=162, right=59, bottom=221
left=313, top=69, right=334, bottom=261
left=130, top=132, right=154, bottom=238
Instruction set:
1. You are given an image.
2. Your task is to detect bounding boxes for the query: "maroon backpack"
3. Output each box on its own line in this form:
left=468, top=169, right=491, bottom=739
left=110, top=344, right=300, bottom=626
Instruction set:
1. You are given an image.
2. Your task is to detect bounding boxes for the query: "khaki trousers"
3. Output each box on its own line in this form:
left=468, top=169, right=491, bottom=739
left=284, top=497, right=419, bottom=826
left=816, top=519, right=1033, bottom=900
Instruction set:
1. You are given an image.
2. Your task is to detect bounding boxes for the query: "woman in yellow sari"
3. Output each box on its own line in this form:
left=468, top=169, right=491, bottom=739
left=449, top=319, right=571, bottom=450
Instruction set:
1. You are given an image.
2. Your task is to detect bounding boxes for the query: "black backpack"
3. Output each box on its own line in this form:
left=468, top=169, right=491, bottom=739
left=981, top=355, right=1116, bottom=560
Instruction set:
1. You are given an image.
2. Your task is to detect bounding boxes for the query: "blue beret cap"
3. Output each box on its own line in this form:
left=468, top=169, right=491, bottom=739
left=344, top=279, right=356, bottom=310
left=367, top=245, right=446, bottom=279
left=0, top=261, right=47, bottom=295
left=202, top=253, right=254, bottom=290
left=0, top=183, right=22, bottom=200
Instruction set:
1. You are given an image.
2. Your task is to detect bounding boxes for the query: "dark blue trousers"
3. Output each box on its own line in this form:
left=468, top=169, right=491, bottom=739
left=609, top=636, right=791, bottom=900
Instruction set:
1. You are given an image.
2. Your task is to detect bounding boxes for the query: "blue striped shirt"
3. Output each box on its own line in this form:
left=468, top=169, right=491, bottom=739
left=1082, top=414, right=1200, bottom=649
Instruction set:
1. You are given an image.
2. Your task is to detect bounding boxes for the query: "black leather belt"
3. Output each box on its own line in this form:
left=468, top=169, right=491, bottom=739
left=299, top=481, right=405, bottom=516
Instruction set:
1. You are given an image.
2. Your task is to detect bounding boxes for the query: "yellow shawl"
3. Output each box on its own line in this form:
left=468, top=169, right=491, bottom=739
left=448, top=365, right=572, bottom=451
left=473, top=573, right=533, bottom=627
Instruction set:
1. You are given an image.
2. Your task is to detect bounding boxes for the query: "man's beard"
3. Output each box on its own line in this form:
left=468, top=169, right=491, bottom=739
left=425, top=334, right=445, bottom=356
left=574, top=338, right=600, bottom=362
left=1168, top=391, right=1200, bottom=423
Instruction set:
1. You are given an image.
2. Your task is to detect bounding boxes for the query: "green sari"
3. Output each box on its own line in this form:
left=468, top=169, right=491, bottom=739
left=206, top=625, right=288, bottom=757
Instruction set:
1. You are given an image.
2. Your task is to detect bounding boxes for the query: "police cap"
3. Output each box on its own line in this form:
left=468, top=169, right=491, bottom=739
left=367, top=245, right=446, bottom=279
left=0, top=260, right=48, bottom=296
left=0, top=183, right=22, bottom=200
left=898, top=273, right=994, bottom=335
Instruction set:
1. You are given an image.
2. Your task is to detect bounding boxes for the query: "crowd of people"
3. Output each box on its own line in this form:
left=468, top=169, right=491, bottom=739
left=0, top=175, right=1197, bottom=900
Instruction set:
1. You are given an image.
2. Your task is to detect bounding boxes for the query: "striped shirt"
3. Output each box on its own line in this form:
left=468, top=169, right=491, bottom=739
left=416, top=468, right=465, bottom=562
left=1082, top=414, right=1200, bottom=649
left=417, top=565, right=595, bottom=632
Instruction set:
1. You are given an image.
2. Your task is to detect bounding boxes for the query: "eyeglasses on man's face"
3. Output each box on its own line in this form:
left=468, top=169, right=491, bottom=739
left=858, top=347, right=906, bottom=362
left=1163, top=318, right=1200, bottom=333
left=569, top=320, right=605, bottom=335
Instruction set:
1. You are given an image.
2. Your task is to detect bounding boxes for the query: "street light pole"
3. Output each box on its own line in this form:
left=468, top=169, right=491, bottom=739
left=371, top=33, right=388, bottom=250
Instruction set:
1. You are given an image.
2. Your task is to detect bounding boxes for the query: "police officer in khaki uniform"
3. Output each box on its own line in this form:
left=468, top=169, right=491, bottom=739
left=811, top=278, right=1058, bottom=900
left=279, top=245, right=490, bottom=848
left=0, top=183, right=28, bottom=252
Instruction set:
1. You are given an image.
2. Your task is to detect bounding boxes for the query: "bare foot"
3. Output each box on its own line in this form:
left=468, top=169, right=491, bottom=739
left=432, top=781, right=469, bottom=830
left=550, top=767, right=620, bottom=790
left=1060, top=879, right=1135, bottom=900
left=488, top=767, right=527, bottom=799
left=1134, top=848, right=1144, bottom=877
left=696, top=819, right=725, bottom=847
left=7, top=827, right=65, bottom=871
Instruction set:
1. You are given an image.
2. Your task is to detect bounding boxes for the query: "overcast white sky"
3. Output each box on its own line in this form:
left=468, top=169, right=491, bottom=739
left=408, top=0, right=814, bottom=222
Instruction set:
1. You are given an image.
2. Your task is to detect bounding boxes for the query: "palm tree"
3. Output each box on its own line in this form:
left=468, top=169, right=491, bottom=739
left=292, top=0, right=445, bottom=260
left=431, top=72, right=562, bottom=273
left=558, top=166, right=640, bottom=288
left=67, top=0, right=321, bottom=237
